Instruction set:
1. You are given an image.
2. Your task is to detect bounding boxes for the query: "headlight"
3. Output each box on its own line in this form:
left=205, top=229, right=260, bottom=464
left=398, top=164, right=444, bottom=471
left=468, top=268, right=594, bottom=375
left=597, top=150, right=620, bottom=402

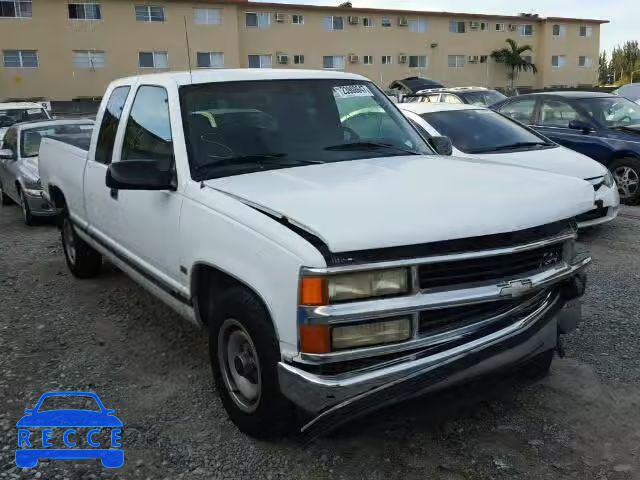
left=603, top=171, right=615, bottom=188
left=299, top=268, right=410, bottom=305
left=332, top=317, right=412, bottom=350
left=23, top=178, right=42, bottom=191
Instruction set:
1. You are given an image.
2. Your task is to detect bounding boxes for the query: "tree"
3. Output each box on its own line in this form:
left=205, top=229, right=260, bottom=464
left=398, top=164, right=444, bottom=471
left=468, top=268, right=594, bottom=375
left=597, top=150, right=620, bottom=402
left=338, top=1, right=352, bottom=7
left=622, top=40, right=640, bottom=80
left=490, top=38, right=538, bottom=88
left=598, top=50, right=610, bottom=85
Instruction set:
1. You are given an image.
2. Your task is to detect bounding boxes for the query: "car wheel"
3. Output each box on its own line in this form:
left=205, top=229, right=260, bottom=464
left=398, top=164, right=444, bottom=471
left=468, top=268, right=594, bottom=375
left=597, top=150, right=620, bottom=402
left=19, top=189, right=35, bottom=226
left=518, top=349, right=554, bottom=380
left=209, top=287, right=295, bottom=438
left=0, top=181, right=12, bottom=205
left=610, top=157, right=640, bottom=205
left=61, top=212, right=102, bottom=278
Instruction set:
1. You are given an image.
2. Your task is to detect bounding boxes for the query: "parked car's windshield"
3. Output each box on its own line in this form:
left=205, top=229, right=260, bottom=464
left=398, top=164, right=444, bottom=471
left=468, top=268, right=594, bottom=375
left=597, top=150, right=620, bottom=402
left=460, top=90, right=507, bottom=106
left=180, top=79, right=432, bottom=180
left=576, top=97, right=640, bottom=128
left=420, top=109, right=550, bottom=154
left=20, top=123, right=93, bottom=157
left=37, top=395, right=101, bottom=412
left=0, top=108, right=49, bottom=128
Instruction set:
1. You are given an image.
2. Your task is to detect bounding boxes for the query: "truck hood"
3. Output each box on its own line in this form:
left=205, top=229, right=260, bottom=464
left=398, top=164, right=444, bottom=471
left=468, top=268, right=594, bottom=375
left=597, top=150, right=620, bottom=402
left=470, top=145, right=607, bottom=180
left=205, top=155, right=595, bottom=253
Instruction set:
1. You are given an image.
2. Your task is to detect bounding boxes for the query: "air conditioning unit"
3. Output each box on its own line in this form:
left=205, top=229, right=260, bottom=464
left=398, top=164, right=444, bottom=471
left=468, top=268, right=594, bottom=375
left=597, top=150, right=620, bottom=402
left=469, top=21, right=481, bottom=29
left=348, top=15, right=360, bottom=24
left=398, top=16, right=408, bottom=26
left=274, top=12, right=286, bottom=22
left=468, top=55, right=480, bottom=63
left=480, top=55, right=488, bottom=63
left=348, top=54, right=359, bottom=63
left=398, top=54, right=408, bottom=64
left=508, top=24, right=517, bottom=31
left=276, top=53, right=289, bottom=64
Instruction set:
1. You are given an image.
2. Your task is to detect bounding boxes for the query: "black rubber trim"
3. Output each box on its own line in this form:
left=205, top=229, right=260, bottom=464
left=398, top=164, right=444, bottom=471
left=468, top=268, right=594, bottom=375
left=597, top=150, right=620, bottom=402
left=70, top=218, right=191, bottom=305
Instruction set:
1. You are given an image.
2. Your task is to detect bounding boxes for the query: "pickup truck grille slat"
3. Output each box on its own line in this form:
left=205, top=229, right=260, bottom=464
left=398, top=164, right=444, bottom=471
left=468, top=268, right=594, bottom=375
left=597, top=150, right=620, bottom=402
left=418, top=244, right=564, bottom=290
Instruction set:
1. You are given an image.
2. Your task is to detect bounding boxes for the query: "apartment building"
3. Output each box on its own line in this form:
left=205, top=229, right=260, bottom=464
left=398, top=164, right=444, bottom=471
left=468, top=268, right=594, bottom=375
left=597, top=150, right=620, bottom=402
left=0, top=0, right=607, bottom=101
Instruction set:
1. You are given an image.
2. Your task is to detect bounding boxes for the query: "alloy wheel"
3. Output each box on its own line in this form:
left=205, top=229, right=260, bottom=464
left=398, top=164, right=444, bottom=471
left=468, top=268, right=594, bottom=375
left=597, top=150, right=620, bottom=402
left=62, top=219, right=77, bottom=265
left=613, top=165, right=640, bottom=199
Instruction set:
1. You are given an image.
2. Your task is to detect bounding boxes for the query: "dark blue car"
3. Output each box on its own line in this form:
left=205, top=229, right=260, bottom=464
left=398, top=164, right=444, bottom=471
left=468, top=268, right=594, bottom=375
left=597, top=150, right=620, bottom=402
left=492, top=92, right=640, bottom=204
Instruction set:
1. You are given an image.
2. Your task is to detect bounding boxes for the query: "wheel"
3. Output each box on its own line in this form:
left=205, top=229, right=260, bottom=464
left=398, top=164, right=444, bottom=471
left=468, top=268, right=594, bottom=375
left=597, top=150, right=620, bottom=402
left=610, top=157, right=640, bottom=205
left=19, top=189, right=35, bottom=226
left=209, top=287, right=295, bottom=438
left=0, top=181, right=12, bottom=205
left=61, top=212, right=102, bottom=278
left=519, top=349, right=554, bottom=380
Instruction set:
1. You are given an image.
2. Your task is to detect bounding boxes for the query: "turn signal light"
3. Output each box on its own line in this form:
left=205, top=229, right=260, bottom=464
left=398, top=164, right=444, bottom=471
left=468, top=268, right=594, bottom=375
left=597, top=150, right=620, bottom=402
left=299, top=324, right=331, bottom=353
left=299, top=277, right=328, bottom=306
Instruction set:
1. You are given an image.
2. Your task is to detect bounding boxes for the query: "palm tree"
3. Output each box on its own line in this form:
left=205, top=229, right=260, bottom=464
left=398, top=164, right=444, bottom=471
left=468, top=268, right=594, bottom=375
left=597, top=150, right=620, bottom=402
left=490, top=39, right=538, bottom=88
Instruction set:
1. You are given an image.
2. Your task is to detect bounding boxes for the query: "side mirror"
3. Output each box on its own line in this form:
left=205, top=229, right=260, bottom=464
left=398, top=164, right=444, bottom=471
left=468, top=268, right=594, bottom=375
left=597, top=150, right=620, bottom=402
left=429, top=136, right=453, bottom=156
left=0, top=148, right=15, bottom=160
left=106, top=160, right=176, bottom=191
left=568, top=119, right=594, bottom=133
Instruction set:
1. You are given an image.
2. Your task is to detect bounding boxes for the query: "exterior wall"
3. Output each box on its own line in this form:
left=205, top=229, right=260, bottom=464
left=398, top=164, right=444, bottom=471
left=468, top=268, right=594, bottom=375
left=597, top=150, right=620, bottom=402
left=0, top=0, right=604, bottom=101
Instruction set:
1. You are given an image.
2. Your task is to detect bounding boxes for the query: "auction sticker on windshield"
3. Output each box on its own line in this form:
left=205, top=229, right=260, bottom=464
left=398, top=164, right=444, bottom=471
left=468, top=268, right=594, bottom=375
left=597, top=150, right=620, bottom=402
left=333, top=85, right=373, bottom=98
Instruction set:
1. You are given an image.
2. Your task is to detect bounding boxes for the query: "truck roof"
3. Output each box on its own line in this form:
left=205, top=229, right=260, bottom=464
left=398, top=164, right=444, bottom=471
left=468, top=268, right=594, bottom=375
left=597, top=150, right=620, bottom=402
left=12, top=118, right=93, bottom=131
left=0, top=102, right=46, bottom=110
left=113, top=69, right=369, bottom=87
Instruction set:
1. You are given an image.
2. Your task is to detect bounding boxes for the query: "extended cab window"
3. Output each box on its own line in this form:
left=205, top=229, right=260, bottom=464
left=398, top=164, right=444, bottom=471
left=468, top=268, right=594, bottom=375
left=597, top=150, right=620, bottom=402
left=121, top=86, right=173, bottom=162
left=95, top=86, right=130, bottom=164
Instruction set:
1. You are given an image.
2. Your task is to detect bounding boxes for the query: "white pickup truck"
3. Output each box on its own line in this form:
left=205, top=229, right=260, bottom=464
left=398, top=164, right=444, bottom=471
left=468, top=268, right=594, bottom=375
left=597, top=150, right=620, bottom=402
left=40, top=69, right=593, bottom=438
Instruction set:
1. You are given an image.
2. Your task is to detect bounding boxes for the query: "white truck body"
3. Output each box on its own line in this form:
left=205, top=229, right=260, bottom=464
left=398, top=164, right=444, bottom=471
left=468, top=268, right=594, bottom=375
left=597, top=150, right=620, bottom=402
left=40, top=69, right=594, bottom=437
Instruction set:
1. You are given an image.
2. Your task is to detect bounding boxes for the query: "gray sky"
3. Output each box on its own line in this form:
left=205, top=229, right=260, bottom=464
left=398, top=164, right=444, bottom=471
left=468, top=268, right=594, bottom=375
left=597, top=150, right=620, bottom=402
left=254, top=0, right=636, bottom=54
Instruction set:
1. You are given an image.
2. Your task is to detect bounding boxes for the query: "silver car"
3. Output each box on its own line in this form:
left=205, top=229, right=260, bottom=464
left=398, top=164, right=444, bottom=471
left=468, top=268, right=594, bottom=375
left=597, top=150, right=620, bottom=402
left=0, top=119, right=93, bottom=225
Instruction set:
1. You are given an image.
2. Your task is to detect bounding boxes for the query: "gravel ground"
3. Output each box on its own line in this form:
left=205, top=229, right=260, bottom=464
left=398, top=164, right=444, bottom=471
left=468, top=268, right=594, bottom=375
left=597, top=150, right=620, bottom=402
left=1, top=204, right=639, bottom=480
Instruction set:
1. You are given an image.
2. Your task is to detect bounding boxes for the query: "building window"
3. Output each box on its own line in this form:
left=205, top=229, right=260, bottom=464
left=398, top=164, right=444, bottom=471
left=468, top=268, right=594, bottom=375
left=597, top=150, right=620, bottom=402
left=68, top=3, right=101, bottom=20
left=246, top=12, right=270, bottom=28
left=196, top=52, right=224, bottom=68
left=578, top=56, right=592, bottom=67
left=135, top=5, right=164, bottom=22
left=73, top=50, right=105, bottom=68
left=552, top=24, right=567, bottom=37
left=293, top=54, right=305, bottom=64
left=362, top=16, right=373, bottom=27
left=138, top=51, right=168, bottom=68
left=579, top=25, right=593, bottom=37
left=363, top=55, right=374, bottom=65
left=495, top=23, right=505, bottom=31
left=323, top=55, right=345, bottom=70
left=0, top=0, right=31, bottom=18
left=381, top=17, right=391, bottom=28
left=324, top=16, right=343, bottom=31
left=381, top=55, right=392, bottom=65
left=409, top=18, right=428, bottom=33
left=409, top=55, right=427, bottom=68
left=518, top=24, right=533, bottom=36
left=248, top=54, right=272, bottom=68
left=291, top=14, right=303, bottom=24
left=448, top=55, right=465, bottom=68
left=3, top=49, right=37, bottom=68
left=449, top=21, right=465, bottom=33
left=194, top=8, right=221, bottom=25
left=551, top=55, right=566, bottom=68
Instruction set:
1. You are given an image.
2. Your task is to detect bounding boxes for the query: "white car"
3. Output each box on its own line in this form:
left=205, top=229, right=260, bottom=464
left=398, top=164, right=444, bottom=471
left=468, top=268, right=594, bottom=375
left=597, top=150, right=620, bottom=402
left=0, top=102, right=51, bottom=142
left=399, top=103, right=620, bottom=228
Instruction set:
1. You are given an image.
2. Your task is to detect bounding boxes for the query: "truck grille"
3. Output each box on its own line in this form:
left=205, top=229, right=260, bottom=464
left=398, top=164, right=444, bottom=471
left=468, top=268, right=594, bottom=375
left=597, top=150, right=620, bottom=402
left=418, top=243, right=564, bottom=290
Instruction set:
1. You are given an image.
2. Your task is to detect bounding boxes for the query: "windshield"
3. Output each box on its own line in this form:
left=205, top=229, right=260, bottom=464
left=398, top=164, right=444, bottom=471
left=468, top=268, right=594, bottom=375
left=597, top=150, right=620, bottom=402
left=179, top=79, right=432, bottom=180
left=37, top=395, right=101, bottom=412
left=575, top=96, right=640, bottom=128
left=0, top=108, right=49, bottom=128
left=421, top=109, right=550, bottom=154
left=460, top=90, right=507, bottom=106
left=20, top=123, right=93, bottom=158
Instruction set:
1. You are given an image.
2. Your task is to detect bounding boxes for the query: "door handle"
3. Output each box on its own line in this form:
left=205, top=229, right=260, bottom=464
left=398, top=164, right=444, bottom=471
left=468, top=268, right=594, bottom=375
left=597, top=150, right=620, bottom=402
left=110, top=188, right=118, bottom=200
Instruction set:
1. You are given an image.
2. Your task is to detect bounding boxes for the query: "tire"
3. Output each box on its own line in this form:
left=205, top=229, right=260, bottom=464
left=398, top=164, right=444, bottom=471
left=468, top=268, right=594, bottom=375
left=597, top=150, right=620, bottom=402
left=61, top=212, right=102, bottom=278
left=610, top=157, right=640, bottom=205
left=519, top=349, right=554, bottom=380
left=209, top=287, right=295, bottom=438
left=0, top=181, right=12, bottom=205
left=19, top=189, right=35, bottom=226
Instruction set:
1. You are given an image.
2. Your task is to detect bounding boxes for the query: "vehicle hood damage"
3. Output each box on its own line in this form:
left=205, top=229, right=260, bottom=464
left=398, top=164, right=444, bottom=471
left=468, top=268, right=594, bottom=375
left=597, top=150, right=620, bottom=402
left=205, top=155, right=595, bottom=254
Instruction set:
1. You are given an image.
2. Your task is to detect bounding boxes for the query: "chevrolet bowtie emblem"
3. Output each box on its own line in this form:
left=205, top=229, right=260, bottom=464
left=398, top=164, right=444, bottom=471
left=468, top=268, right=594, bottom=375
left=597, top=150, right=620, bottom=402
left=498, top=279, right=534, bottom=297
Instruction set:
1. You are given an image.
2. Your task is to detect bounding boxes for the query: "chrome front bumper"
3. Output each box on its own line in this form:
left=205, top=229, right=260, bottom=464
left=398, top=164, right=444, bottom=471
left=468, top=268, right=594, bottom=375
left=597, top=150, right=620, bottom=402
left=23, top=189, right=56, bottom=216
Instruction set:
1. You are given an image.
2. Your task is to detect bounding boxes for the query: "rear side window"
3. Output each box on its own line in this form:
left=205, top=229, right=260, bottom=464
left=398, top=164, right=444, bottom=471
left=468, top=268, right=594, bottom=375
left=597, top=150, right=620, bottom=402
left=121, top=85, right=173, bottom=162
left=95, top=86, right=130, bottom=164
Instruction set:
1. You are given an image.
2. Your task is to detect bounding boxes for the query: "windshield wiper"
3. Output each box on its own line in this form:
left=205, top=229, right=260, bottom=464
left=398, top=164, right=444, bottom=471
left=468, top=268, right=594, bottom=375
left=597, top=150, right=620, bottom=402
left=471, top=141, right=550, bottom=153
left=611, top=124, right=640, bottom=131
left=324, top=141, right=421, bottom=155
left=193, top=153, right=322, bottom=180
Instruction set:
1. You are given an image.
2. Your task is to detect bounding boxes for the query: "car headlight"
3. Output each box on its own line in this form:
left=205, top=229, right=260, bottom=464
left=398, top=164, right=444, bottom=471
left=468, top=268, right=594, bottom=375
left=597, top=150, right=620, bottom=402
left=332, top=317, right=412, bottom=350
left=603, top=170, right=615, bottom=188
left=23, top=178, right=42, bottom=191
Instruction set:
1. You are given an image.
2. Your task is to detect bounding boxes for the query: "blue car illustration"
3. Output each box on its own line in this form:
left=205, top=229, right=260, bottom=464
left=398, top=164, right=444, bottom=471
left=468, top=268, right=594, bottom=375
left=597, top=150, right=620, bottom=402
left=16, top=391, right=123, bottom=468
